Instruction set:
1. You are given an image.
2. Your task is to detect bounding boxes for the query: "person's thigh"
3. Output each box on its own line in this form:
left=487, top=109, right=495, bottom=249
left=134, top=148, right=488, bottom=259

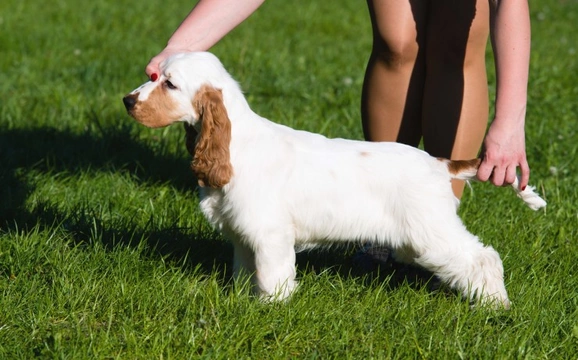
left=361, top=0, right=429, bottom=144
left=367, top=0, right=427, bottom=61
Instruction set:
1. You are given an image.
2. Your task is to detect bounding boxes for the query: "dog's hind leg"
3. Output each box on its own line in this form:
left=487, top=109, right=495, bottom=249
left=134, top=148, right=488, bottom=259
left=412, top=227, right=510, bottom=309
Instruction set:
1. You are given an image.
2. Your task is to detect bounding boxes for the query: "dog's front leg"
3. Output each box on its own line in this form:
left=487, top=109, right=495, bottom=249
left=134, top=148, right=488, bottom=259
left=232, top=241, right=256, bottom=283
left=248, top=232, right=297, bottom=301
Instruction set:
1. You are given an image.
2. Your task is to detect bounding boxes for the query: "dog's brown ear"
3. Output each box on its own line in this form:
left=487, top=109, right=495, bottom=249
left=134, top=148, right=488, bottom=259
left=191, top=85, right=233, bottom=188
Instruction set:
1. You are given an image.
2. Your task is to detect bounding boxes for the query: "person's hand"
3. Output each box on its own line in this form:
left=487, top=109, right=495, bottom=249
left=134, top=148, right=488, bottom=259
left=477, top=120, right=529, bottom=190
left=145, top=47, right=186, bottom=81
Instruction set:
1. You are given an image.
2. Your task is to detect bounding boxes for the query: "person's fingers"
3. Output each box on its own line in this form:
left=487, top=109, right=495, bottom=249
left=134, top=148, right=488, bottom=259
left=504, top=164, right=518, bottom=186
left=145, top=59, right=160, bottom=81
left=476, top=156, right=531, bottom=190
left=476, top=158, right=493, bottom=182
left=490, top=165, right=506, bottom=187
left=519, top=159, right=530, bottom=190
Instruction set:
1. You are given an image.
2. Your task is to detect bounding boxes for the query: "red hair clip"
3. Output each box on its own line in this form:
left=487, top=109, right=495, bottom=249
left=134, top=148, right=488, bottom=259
left=151, top=73, right=159, bottom=81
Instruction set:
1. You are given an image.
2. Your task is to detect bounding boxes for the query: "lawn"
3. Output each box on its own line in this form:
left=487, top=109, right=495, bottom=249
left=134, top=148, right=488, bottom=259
left=1, top=0, right=577, bottom=358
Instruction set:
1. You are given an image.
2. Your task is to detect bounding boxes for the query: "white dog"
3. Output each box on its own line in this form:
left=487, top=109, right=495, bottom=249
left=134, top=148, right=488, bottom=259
left=123, top=52, right=546, bottom=308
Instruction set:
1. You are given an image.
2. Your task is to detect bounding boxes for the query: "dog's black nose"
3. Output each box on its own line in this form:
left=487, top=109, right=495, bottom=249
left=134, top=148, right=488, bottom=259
left=123, top=94, right=137, bottom=110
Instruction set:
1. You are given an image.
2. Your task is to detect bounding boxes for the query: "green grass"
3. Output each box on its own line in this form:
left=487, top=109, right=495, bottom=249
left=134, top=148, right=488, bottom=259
left=1, top=0, right=577, bottom=358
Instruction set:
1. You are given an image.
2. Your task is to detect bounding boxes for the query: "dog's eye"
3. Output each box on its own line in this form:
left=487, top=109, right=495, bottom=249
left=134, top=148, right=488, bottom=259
left=164, top=80, right=177, bottom=90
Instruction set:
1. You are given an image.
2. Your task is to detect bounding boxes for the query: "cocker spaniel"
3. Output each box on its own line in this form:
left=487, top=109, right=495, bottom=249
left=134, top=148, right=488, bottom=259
left=123, top=52, right=546, bottom=308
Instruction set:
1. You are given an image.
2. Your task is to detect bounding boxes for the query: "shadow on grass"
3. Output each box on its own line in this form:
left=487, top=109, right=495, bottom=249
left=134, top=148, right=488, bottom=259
left=0, top=120, right=192, bottom=222
left=0, top=122, right=228, bottom=276
left=0, top=123, right=436, bottom=292
left=296, top=246, right=440, bottom=292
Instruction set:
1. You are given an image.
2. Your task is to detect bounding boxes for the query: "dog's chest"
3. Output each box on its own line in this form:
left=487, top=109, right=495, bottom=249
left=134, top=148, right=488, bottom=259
left=198, top=189, right=227, bottom=230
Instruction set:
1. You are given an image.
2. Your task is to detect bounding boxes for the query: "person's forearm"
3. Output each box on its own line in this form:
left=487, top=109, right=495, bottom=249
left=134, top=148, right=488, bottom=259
left=490, top=0, right=531, bottom=127
left=166, top=0, right=266, bottom=52
left=477, top=0, right=531, bottom=188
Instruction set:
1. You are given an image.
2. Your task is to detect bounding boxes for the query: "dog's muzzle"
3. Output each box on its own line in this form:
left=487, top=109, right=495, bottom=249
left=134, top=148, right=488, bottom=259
left=123, top=94, right=138, bottom=111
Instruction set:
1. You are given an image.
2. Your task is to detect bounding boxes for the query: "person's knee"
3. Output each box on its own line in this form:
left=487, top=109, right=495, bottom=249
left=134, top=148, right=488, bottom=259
left=372, top=36, right=420, bottom=71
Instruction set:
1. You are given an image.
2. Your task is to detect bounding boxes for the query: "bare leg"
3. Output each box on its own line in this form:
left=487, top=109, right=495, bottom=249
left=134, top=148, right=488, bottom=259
left=361, top=0, right=428, bottom=146
left=422, top=0, right=490, bottom=197
left=362, top=0, right=489, bottom=199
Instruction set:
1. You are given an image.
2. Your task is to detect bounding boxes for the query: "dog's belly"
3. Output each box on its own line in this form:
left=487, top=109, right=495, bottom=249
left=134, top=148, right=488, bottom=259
left=291, top=196, right=405, bottom=247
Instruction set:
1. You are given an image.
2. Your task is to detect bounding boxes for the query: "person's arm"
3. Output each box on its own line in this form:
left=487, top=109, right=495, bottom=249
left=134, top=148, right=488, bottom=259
left=146, top=0, right=266, bottom=79
left=477, top=0, right=531, bottom=190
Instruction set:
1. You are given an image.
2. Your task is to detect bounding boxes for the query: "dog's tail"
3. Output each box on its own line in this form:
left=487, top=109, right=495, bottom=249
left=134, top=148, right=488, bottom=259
left=439, top=158, right=547, bottom=211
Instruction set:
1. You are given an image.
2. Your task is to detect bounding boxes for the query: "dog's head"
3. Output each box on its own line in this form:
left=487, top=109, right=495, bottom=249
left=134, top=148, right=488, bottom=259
left=123, top=52, right=233, bottom=188
left=123, top=52, right=231, bottom=128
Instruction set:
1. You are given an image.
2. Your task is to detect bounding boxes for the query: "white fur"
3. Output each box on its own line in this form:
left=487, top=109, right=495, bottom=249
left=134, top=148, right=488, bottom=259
left=127, top=52, right=547, bottom=309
